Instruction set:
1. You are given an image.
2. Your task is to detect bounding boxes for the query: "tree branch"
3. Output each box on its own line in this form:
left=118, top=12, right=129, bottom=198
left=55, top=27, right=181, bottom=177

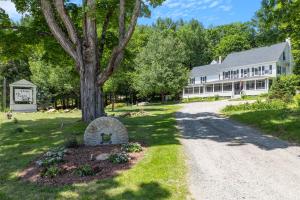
left=99, top=8, right=114, bottom=60
left=119, top=0, right=126, bottom=42
left=97, top=0, right=141, bottom=85
left=53, top=0, right=83, bottom=72
left=40, top=0, right=78, bottom=68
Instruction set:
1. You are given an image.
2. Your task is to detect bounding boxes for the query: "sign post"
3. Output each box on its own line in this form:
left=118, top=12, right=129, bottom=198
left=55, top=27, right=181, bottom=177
left=2, top=77, right=6, bottom=111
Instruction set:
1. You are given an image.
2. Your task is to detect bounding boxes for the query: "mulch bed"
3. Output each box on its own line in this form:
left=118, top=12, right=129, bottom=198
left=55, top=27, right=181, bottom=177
left=20, top=145, right=145, bottom=186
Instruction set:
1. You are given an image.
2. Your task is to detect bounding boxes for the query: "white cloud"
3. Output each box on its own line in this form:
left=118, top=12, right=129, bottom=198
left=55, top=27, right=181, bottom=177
left=219, top=5, right=232, bottom=11
left=0, top=0, right=22, bottom=21
left=208, top=1, right=220, bottom=8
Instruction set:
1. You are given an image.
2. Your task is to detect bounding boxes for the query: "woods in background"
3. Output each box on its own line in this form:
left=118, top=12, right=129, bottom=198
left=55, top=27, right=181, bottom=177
left=1, top=0, right=299, bottom=111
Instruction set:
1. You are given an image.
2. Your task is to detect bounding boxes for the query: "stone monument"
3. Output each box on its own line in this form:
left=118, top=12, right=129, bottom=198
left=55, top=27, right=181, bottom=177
left=84, top=117, right=128, bottom=146
left=9, top=79, right=37, bottom=112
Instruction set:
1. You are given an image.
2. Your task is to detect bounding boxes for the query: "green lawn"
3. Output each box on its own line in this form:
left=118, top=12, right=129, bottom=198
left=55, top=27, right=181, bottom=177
left=223, top=107, right=300, bottom=143
left=0, top=105, right=187, bottom=200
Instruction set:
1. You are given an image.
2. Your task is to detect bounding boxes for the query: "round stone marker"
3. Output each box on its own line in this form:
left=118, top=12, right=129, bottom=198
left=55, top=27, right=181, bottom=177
left=84, top=117, right=128, bottom=146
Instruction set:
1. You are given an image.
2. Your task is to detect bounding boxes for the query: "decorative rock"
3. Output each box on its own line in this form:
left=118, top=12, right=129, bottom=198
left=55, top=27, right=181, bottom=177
left=84, top=117, right=128, bottom=146
left=137, top=102, right=149, bottom=106
left=46, top=108, right=57, bottom=113
left=95, top=153, right=110, bottom=161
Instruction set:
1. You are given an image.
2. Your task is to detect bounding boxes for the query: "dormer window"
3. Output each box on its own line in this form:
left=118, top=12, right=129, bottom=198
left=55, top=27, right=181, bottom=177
left=190, top=78, right=195, bottom=85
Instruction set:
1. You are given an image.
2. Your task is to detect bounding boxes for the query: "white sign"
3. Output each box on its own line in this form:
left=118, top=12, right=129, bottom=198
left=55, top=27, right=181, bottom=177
left=14, top=89, right=33, bottom=102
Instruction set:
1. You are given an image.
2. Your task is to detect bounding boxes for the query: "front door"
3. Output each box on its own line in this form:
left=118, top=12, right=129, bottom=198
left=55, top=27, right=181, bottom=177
left=234, top=82, right=241, bottom=95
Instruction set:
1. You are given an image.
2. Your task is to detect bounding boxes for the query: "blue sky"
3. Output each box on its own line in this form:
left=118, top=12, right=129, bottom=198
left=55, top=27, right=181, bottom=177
left=0, top=0, right=262, bottom=27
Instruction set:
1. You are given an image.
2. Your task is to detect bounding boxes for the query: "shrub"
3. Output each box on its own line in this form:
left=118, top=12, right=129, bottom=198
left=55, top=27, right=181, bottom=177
left=41, top=166, right=61, bottom=178
left=64, top=136, right=79, bottom=148
left=109, top=152, right=130, bottom=164
left=121, top=142, right=142, bottom=153
left=13, top=118, right=18, bottom=124
left=106, top=103, right=126, bottom=109
left=36, top=147, right=65, bottom=167
left=223, top=100, right=287, bottom=112
left=214, top=95, right=220, bottom=101
left=269, top=75, right=300, bottom=102
left=75, top=164, right=95, bottom=177
left=294, top=94, right=300, bottom=107
left=240, top=91, right=246, bottom=100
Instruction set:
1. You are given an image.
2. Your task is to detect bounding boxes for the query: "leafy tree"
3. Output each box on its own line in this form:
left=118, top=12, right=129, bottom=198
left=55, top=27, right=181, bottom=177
left=214, top=34, right=252, bottom=58
left=177, top=19, right=212, bottom=68
left=133, top=32, right=189, bottom=102
left=12, top=0, right=164, bottom=122
left=253, top=0, right=300, bottom=74
left=269, top=74, right=300, bottom=102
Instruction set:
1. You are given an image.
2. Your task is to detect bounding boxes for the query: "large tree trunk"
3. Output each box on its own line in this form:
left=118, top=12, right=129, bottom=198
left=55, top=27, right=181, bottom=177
left=80, top=63, right=105, bottom=123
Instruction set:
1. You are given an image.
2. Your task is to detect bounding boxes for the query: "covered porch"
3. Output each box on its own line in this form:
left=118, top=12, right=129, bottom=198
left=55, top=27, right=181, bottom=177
left=183, top=77, right=270, bottom=98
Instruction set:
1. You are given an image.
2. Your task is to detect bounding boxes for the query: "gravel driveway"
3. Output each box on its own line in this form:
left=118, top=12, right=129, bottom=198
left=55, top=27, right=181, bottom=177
left=176, top=100, right=300, bottom=200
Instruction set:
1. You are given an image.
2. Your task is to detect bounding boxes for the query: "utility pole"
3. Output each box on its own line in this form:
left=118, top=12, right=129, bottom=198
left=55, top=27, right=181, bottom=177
left=3, top=77, right=6, bottom=111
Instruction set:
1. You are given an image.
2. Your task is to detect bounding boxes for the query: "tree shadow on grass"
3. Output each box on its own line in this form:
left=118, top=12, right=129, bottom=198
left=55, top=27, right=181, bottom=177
left=0, top=109, right=179, bottom=199
left=176, top=109, right=300, bottom=151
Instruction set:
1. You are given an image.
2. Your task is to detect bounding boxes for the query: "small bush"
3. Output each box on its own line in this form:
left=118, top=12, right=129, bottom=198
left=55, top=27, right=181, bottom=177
left=241, top=91, right=246, bottom=100
left=269, top=75, right=300, bottom=102
left=36, top=147, right=65, bottom=167
left=223, top=100, right=287, bottom=112
left=15, top=127, right=24, bottom=133
left=106, top=103, right=126, bottom=109
left=41, top=166, right=61, bottom=178
left=64, top=137, right=79, bottom=148
left=121, top=142, right=142, bottom=153
left=213, top=95, right=220, bottom=101
left=109, top=152, right=130, bottom=164
left=13, top=118, right=18, bottom=124
left=294, top=94, right=300, bottom=107
left=75, top=164, right=95, bottom=177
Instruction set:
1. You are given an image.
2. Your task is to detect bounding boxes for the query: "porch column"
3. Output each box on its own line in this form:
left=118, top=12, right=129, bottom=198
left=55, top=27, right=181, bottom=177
left=10, top=85, right=14, bottom=105
left=232, top=82, right=234, bottom=97
left=222, top=83, right=224, bottom=93
left=33, top=86, right=37, bottom=104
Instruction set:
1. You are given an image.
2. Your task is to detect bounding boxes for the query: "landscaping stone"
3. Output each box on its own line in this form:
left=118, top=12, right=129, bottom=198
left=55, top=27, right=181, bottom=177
left=95, top=153, right=110, bottom=161
left=46, top=108, right=57, bottom=113
left=84, top=117, right=128, bottom=146
left=137, top=102, right=149, bottom=106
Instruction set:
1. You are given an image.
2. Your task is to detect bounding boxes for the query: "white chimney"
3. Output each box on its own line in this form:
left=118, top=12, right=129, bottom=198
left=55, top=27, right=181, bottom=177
left=286, top=37, right=291, bottom=47
left=218, top=56, right=222, bottom=64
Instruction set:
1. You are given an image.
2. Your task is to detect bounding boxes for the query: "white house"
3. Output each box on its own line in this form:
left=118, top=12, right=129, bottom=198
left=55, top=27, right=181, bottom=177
left=183, top=39, right=294, bottom=98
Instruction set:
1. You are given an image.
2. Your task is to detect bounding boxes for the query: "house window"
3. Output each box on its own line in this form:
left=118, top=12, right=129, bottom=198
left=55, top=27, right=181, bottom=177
left=277, top=65, right=282, bottom=74
left=194, top=87, right=200, bottom=94
left=184, top=88, right=189, bottom=94
left=206, top=84, right=213, bottom=93
left=251, top=68, right=254, bottom=76
left=223, top=83, right=232, bottom=91
left=224, top=71, right=230, bottom=79
left=190, top=78, right=195, bottom=85
left=283, top=52, right=286, bottom=60
left=200, top=87, right=204, bottom=94
left=241, top=69, right=244, bottom=77
left=214, top=84, right=222, bottom=92
left=269, top=65, right=272, bottom=74
left=262, top=66, right=265, bottom=75
left=200, top=76, right=207, bottom=83
left=185, top=87, right=194, bottom=94
left=256, top=80, right=266, bottom=89
left=246, top=81, right=255, bottom=90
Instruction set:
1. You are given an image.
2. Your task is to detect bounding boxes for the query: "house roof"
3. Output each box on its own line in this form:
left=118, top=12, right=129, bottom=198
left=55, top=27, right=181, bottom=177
left=9, top=79, right=36, bottom=87
left=222, top=42, right=287, bottom=67
left=191, top=42, right=288, bottom=77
